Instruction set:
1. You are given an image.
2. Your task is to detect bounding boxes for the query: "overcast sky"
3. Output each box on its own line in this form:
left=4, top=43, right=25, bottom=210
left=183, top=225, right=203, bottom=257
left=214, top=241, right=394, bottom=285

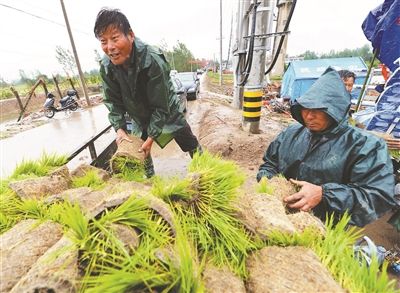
left=0, top=0, right=382, bottom=81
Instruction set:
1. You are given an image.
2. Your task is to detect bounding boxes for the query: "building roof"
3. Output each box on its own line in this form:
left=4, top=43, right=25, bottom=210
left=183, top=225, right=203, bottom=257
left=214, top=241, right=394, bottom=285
left=288, top=57, right=368, bottom=79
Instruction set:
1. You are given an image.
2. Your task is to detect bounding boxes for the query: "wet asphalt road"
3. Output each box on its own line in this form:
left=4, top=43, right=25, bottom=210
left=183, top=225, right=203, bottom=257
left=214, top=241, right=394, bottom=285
left=0, top=105, right=114, bottom=178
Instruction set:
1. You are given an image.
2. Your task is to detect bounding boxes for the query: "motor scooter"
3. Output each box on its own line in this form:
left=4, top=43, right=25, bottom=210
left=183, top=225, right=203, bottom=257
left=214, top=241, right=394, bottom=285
left=43, top=90, right=79, bottom=118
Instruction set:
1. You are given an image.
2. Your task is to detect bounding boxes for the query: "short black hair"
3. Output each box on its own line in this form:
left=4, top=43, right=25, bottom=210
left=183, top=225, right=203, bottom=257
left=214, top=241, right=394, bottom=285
left=94, top=8, right=131, bottom=38
left=338, top=69, right=356, bottom=81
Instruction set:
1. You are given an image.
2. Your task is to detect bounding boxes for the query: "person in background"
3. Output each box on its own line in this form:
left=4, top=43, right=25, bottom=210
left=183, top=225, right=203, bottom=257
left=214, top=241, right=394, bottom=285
left=257, top=67, right=396, bottom=227
left=94, top=8, right=202, bottom=177
left=338, top=69, right=356, bottom=93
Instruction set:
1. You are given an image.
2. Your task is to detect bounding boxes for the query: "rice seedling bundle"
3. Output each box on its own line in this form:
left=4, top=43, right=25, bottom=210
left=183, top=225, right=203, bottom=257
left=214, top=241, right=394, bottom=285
left=110, top=135, right=146, bottom=179
left=0, top=152, right=398, bottom=293
left=153, top=151, right=256, bottom=277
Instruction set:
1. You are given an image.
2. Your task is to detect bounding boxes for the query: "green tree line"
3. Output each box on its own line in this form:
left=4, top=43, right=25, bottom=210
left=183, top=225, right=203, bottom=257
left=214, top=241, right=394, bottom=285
left=299, top=44, right=375, bottom=63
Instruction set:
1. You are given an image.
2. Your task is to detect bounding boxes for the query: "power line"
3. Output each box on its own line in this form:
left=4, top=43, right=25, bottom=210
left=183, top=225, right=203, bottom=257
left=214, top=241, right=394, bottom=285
left=0, top=2, right=91, bottom=36
left=13, top=0, right=58, bottom=18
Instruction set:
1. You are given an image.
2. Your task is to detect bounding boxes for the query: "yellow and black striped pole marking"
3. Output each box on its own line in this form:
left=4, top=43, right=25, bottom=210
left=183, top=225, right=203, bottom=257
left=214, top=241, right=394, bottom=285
left=243, top=89, right=262, bottom=122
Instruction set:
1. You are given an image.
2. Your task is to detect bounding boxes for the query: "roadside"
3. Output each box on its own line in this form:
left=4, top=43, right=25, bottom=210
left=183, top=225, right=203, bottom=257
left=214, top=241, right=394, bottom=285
left=0, top=94, right=103, bottom=140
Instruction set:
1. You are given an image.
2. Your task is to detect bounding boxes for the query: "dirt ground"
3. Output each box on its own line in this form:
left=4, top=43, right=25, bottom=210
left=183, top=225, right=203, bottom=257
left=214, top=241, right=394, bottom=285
left=2, top=74, right=400, bottom=285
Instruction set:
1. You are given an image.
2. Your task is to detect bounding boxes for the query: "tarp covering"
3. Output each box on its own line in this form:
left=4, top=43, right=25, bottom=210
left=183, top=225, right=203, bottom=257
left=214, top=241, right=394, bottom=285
left=362, top=0, right=400, bottom=71
left=280, top=57, right=367, bottom=101
left=366, top=110, right=400, bottom=138
left=375, top=83, right=400, bottom=111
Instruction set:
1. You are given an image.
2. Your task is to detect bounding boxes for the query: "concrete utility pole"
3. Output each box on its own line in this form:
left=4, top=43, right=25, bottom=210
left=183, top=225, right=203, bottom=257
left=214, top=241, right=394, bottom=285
left=60, top=0, right=91, bottom=106
left=219, top=0, right=223, bottom=86
left=232, top=0, right=250, bottom=109
left=271, top=0, right=293, bottom=77
left=241, top=0, right=272, bottom=133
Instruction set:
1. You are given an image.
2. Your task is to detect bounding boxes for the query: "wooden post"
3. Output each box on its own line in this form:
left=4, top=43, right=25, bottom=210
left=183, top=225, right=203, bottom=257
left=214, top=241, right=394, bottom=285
left=67, top=78, right=80, bottom=100
left=52, top=75, right=63, bottom=98
left=10, top=86, right=24, bottom=112
left=40, top=79, right=48, bottom=96
left=17, top=79, right=44, bottom=122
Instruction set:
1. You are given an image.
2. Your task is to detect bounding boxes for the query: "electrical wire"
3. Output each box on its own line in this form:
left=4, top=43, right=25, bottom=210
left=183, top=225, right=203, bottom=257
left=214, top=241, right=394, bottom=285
left=0, top=2, right=91, bottom=36
left=238, top=0, right=259, bottom=86
left=264, top=0, right=297, bottom=75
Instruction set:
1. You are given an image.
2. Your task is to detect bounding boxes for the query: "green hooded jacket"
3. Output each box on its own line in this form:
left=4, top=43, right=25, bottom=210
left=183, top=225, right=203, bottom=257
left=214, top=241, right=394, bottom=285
left=100, top=37, right=186, bottom=144
left=257, top=67, right=396, bottom=227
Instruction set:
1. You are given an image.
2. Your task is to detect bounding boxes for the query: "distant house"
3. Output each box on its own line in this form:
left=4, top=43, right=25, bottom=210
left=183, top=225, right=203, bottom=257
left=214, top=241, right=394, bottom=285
left=281, top=57, right=368, bottom=101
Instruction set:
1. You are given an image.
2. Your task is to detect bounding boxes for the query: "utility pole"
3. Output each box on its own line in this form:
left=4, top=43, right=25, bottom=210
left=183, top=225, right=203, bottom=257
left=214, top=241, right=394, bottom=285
left=225, top=12, right=233, bottom=70
left=60, top=0, right=91, bottom=106
left=242, top=0, right=270, bottom=133
left=219, top=0, right=223, bottom=86
left=232, top=0, right=250, bottom=109
left=271, top=0, right=293, bottom=77
left=233, top=0, right=273, bottom=133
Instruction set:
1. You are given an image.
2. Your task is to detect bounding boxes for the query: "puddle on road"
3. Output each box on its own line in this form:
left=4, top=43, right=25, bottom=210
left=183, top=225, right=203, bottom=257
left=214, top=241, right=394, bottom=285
left=151, top=139, right=191, bottom=179
left=150, top=98, right=204, bottom=178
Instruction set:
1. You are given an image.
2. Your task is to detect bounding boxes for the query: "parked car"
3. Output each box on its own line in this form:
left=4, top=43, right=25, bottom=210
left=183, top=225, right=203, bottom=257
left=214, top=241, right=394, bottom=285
left=171, top=77, right=187, bottom=112
left=176, top=72, right=199, bottom=100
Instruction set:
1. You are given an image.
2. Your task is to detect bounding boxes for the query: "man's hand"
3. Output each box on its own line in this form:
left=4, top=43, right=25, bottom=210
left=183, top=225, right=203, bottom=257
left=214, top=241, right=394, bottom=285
left=116, top=129, right=132, bottom=146
left=283, top=179, right=323, bottom=212
left=139, top=137, right=154, bottom=158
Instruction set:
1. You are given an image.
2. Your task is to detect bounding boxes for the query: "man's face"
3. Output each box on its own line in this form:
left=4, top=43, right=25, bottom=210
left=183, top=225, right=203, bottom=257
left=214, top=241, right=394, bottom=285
left=300, top=109, right=333, bottom=132
left=342, top=77, right=354, bottom=93
left=98, top=26, right=134, bottom=66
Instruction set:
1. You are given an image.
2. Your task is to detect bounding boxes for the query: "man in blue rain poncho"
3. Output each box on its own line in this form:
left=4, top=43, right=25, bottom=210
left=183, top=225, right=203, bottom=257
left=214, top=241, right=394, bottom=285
left=257, top=67, right=396, bottom=227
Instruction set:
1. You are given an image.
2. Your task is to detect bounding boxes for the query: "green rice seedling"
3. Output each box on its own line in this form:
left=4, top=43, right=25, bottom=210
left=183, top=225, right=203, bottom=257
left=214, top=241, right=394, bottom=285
left=312, top=214, right=398, bottom=293
left=79, top=195, right=175, bottom=291
left=38, top=152, right=68, bottom=168
left=169, top=215, right=205, bottom=293
left=9, top=152, right=67, bottom=180
left=17, top=199, right=50, bottom=221
left=157, top=151, right=256, bottom=277
left=84, top=218, right=204, bottom=293
left=256, top=177, right=274, bottom=194
left=49, top=201, right=89, bottom=242
left=0, top=181, right=22, bottom=234
left=151, top=176, right=192, bottom=202
left=389, top=149, right=400, bottom=160
left=111, top=156, right=146, bottom=182
left=97, top=194, right=172, bottom=243
left=9, top=159, right=47, bottom=180
left=265, top=226, right=323, bottom=247
left=72, top=169, right=106, bottom=190
left=83, top=234, right=175, bottom=293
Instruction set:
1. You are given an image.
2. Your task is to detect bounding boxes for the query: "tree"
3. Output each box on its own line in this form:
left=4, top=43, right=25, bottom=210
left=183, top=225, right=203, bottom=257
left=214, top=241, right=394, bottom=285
left=18, top=70, right=34, bottom=86
left=301, top=50, right=318, bottom=60
left=172, top=41, right=195, bottom=72
left=0, top=76, right=8, bottom=87
left=94, top=49, right=102, bottom=65
left=299, top=44, right=373, bottom=61
left=55, top=46, right=77, bottom=77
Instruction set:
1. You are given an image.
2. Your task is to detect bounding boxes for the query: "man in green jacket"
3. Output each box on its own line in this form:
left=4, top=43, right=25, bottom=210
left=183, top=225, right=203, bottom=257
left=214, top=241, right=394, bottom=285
left=257, top=67, right=397, bottom=227
left=94, top=8, right=201, bottom=177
